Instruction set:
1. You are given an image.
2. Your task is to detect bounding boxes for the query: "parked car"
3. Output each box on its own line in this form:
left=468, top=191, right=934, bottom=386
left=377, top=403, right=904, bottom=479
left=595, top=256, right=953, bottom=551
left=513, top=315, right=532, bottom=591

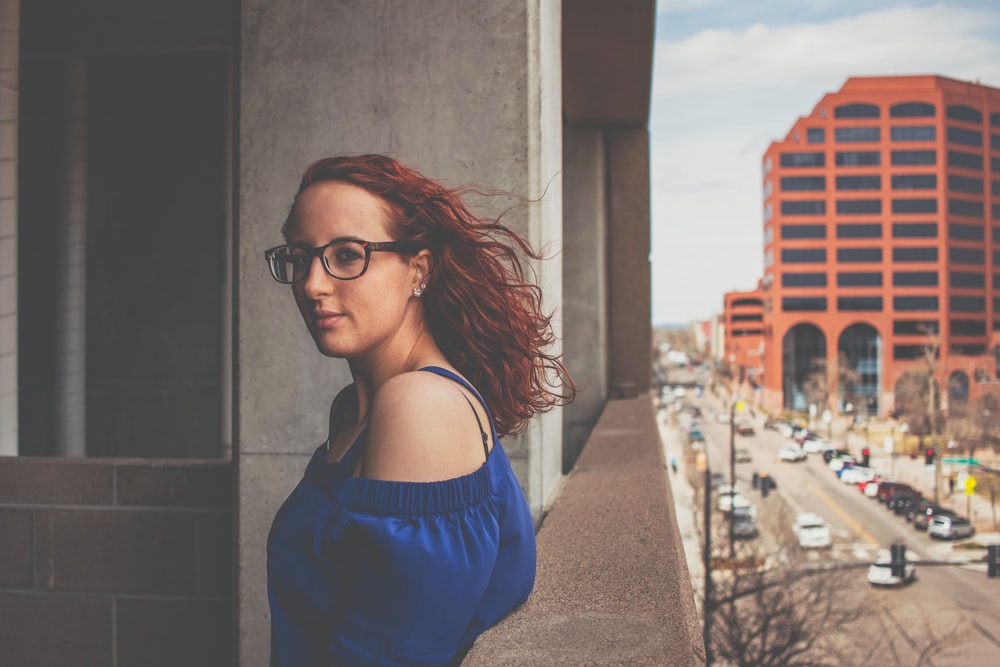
left=929, top=515, right=976, bottom=540
left=822, top=448, right=851, bottom=463
left=828, top=455, right=856, bottom=472
left=802, top=436, right=833, bottom=454
left=888, top=493, right=923, bottom=516
left=736, top=421, right=755, bottom=436
left=840, top=466, right=876, bottom=485
left=910, top=501, right=954, bottom=530
left=793, top=512, right=833, bottom=548
left=718, top=492, right=752, bottom=513
left=867, top=549, right=916, bottom=587
left=875, top=482, right=916, bottom=504
left=709, top=471, right=728, bottom=490
left=731, top=506, right=758, bottom=538
left=735, top=447, right=753, bottom=463
left=778, top=446, right=807, bottom=462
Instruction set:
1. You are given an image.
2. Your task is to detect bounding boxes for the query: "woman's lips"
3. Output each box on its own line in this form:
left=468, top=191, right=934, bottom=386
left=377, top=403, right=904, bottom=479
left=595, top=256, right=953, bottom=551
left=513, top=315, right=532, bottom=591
left=312, top=310, right=344, bottom=329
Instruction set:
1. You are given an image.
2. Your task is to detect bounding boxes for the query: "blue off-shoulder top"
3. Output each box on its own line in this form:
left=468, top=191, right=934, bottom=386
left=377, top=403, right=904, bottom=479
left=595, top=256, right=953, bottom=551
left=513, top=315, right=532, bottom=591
left=267, top=367, right=536, bottom=666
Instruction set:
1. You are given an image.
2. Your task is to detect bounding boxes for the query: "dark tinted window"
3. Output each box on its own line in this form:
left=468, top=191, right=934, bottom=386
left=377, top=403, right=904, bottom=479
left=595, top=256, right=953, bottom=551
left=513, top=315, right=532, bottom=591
left=947, top=104, right=982, bottom=123
left=782, top=272, right=827, bottom=287
left=893, top=320, right=938, bottom=335
left=782, top=248, right=826, bottom=263
left=951, top=320, right=986, bottom=335
left=949, top=199, right=984, bottom=218
left=781, top=152, right=825, bottom=167
left=837, top=199, right=881, bottom=215
left=892, top=174, right=936, bottom=189
left=951, top=295, right=985, bottom=312
left=994, top=156, right=1000, bottom=171
left=783, top=297, right=826, bottom=312
left=948, top=150, right=983, bottom=170
left=891, top=126, right=935, bottom=141
left=949, top=223, right=984, bottom=241
left=835, top=103, right=880, bottom=118
left=836, top=151, right=880, bottom=166
left=806, top=128, right=825, bottom=143
left=995, top=273, right=1000, bottom=288
left=893, top=198, right=937, bottom=214
left=893, top=247, right=938, bottom=262
left=995, top=203, right=1000, bottom=221
left=781, top=200, right=826, bottom=215
left=837, top=248, right=882, bottom=262
left=992, top=112, right=1000, bottom=127
left=893, top=272, right=938, bottom=286
left=894, top=296, right=939, bottom=311
left=995, top=250, right=1000, bottom=266
left=838, top=272, right=882, bottom=287
left=950, top=271, right=984, bottom=288
left=890, top=102, right=935, bottom=118
left=780, top=176, right=826, bottom=191
left=892, top=222, right=937, bottom=238
left=731, top=314, right=763, bottom=322
left=731, top=298, right=763, bottom=307
left=836, top=223, right=881, bottom=239
left=780, top=224, right=826, bottom=239
left=994, top=180, right=1000, bottom=196
left=836, top=175, right=881, bottom=190
left=992, top=134, right=1000, bottom=151
left=950, top=247, right=985, bottom=264
left=894, top=345, right=926, bottom=359
left=948, top=126, right=982, bottom=146
left=838, top=297, right=882, bottom=311
left=891, top=150, right=936, bottom=165
left=949, top=174, right=984, bottom=193
left=835, top=127, right=880, bottom=143
left=952, top=344, right=986, bottom=355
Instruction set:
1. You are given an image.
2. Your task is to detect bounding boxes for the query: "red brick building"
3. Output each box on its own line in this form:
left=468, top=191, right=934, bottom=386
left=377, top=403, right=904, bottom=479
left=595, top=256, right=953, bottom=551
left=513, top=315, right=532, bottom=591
left=728, top=75, right=1000, bottom=418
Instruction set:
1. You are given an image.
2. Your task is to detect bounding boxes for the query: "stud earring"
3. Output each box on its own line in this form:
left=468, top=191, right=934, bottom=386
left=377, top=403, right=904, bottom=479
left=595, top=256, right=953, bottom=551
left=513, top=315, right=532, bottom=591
left=413, top=283, right=427, bottom=298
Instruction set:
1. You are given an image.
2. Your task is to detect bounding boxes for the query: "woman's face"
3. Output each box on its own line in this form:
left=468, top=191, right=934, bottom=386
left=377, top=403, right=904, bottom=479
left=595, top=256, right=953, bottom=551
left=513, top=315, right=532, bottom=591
left=284, top=181, right=422, bottom=360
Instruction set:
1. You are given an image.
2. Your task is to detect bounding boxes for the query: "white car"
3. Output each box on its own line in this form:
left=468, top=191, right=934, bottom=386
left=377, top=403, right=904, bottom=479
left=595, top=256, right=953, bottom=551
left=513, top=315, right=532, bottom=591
left=840, top=466, right=876, bottom=485
left=717, top=492, right=752, bottom=513
left=867, top=549, right=916, bottom=586
left=777, top=422, right=795, bottom=438
left=801, top=437, right=833, bottom=454
left=828, top=455, right=855, bottom=472
left=793, top=512, right=832, bottom=548
left=778, top=446, right=807, bottom=462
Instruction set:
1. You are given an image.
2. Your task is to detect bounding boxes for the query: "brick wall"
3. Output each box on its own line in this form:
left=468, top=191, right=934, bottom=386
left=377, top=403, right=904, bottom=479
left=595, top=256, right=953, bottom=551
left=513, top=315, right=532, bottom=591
left=0, top=458, right=233, bottom=666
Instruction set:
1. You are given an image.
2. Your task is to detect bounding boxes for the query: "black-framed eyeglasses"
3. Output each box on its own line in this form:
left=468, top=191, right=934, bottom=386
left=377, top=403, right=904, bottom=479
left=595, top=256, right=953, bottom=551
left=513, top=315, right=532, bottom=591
left=264, top=238, right=424, bottom=284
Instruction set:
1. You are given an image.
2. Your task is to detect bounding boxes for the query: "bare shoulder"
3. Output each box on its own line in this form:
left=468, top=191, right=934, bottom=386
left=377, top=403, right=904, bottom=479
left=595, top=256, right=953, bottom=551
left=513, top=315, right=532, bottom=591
left=362, top=371, right=488, bottom=482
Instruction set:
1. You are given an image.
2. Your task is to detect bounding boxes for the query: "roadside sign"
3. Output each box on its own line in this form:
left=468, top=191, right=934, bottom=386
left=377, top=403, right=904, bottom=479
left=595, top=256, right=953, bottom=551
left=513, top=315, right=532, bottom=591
left=943, top=457, right=979, bottom=465
left=883, top=435, right=894, bottom=453
left=966, top=476, right=977, bottom=496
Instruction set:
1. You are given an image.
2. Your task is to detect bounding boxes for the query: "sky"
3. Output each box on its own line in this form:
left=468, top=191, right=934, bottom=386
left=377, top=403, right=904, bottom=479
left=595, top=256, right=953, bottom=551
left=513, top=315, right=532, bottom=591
left=650, top=0, right=1000, bottom=326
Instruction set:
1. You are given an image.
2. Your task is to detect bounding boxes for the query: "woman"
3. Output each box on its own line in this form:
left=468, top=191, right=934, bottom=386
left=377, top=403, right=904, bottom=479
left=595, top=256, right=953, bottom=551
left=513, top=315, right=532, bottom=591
left=264, top=154, right=574, bottom=666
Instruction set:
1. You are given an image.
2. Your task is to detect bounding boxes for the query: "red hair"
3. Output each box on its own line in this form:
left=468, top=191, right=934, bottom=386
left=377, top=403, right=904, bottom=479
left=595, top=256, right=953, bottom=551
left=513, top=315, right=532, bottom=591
left=286, top=154, right=575, bottom=436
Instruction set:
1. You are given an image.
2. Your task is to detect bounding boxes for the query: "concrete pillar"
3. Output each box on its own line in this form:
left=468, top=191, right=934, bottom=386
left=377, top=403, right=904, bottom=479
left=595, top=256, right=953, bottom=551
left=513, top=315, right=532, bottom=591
left=607, top=126, right=651, bottom=395
left=0, top=0, right=18, bottom=456
left=562, top=124, right=607, bottom=471
left=237, top=1, right=562, bottom=662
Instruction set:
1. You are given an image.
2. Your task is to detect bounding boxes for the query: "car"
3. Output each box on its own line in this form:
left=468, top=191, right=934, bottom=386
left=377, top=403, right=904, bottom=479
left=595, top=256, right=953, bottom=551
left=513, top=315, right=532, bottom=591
left=718, top=492, right=752, bottom=513
left=751, top=471, right=777, bottom=491
left=910, top=501, right=954, bottom=530
left=888, top=493, right=922, bottom=516
left=778, top=446, right=807, bottom=462
left=709, top=471, right=728, bottom=489
left=875, top=482, right=916, bottom=504
left=777, top=422, right=796, bottom=438
left=801, top=437, right=833, bottom=454
left=736, top=421, right=755, bottom=436
left=828, top=455, right=856, bottom=472
left=793, top=512, right=833, bottom=548
left=928, top=515, right=976, bottom=540
left=688, top=428, right=705, bottom=443
left=731, top=506, right=758, bottom=539
left=822, top=448, right=851, bottom=463
left=715, top=411, right=731, bottom=424
left=840, top=466, right=876, bottom=485
left=867, top=549, right=916, bottom=587
left=735, top=447, right=753, bottom=463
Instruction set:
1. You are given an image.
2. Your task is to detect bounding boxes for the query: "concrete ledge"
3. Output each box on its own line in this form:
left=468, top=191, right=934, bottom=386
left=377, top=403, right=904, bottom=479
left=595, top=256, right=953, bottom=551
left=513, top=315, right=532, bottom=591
left=464, top=395, right=705, bottom=666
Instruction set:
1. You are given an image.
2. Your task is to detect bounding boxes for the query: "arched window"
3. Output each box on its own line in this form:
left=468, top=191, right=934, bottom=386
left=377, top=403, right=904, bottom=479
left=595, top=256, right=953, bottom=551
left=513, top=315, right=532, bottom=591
left=890, top=101, right=936, bottom=118
left=834, top=103, right=880, bottom=118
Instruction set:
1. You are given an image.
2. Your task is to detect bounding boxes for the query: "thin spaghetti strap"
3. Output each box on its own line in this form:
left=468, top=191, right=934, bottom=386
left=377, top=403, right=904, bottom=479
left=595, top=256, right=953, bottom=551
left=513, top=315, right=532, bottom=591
left=460, top=394, right=491, bottom=462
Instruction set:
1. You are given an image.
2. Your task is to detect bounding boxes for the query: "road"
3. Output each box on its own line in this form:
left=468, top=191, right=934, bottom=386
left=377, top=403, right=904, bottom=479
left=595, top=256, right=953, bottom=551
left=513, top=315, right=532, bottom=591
left=662, top=392, right=1000, bottom=666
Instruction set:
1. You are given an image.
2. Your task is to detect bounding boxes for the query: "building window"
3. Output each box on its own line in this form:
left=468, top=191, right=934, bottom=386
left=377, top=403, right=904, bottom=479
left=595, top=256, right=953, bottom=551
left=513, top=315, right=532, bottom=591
left=835, top=127, right=880, bottom=143
left=837, top=199, right=881, bottom=215
left=893, top=247, right=938, bottom=262
left=765, top=249, right=773, bottom=267
left=891, top=149, right=936, bottom=165
left=951, top=320, right=986, bottom=335
left=993, top=156, right=1000, bottom=171
left=783, top=297, right=827, bottom=312
left=782, top=248, right=826, bottom=263
left=764, top=202, right=773, bottom=221
left=893, top=271, right=938, bottom=286
left=781, top=200, right=826, bottom=215
left=951, top=295, right=985, bottom=312
left=947, top=105, right=983, bottom=124
left=835, top=103, right=880, bottom=118
left=994, top=204, right=1000, bottom=221
left=993, top=134, right=1000, bottom=151
left=994, top=250, right=1000, bottom=266
left=949, top=199, right=984, bottom=218
left=994, top=273, right=1000, bottom=288
left=837, top=247, right=882, bottom=262
left=838, top=296, right=883, bottom=311
left=894, top=296, right=939, bottom=311
left=948, top=150, right=983, bottom=170
left=806, top=128, right=825, bottom=143
left=949, top=174, right=984, bottom=193
left=731, top=298, right=763, bottom=307
left=893, top=320, right=938, bottom=335
left=947, top=126, right=983, bottom=147
left=952, top=344, right=987, bottom=356
left=837, top=271, right=882, bottom=287
left=892, top=174, right=937, bottom=190
left=836, top=175, right=881, bottom=190
left=949, top=223, right=984, bottom=241
left=950, top=247, right=985, bottom=264
left=780, top=224, right=826, bottom=239
left=836, top=223, right=881, bottom=239
left=994, top=181, right=1000, bottom=197
left=836, top=151, right=880, bottom=166
left=890, top=102, right=935, bottom=118
left=781, top=272, right=827, bottom=287
left=892, top=198, right=938, bottom=214
left=764, top=226, right=773, bottom=244
left=893, top=345, right=927, bottom=360
left=950, top=271, right=985, bottom=288
left=992, top=112, right=1000, bottom=127
left=732, top=314, right=763, bottom=322
left=780, top=176, right=826, bottom=191
left=780, top=152, right=825, bottom=167
left=892, top=222, right=937, bottom=238
left=891, top=125, right=935, bottom=142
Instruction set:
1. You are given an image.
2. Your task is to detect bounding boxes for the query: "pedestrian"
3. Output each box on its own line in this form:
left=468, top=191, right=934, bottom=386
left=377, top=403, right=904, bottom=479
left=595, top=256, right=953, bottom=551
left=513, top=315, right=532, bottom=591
left=670, top=455, right=678, bottom=474
left=949, top=474, right=956, bottom=496
left=264, top=154, right=576, bottom=666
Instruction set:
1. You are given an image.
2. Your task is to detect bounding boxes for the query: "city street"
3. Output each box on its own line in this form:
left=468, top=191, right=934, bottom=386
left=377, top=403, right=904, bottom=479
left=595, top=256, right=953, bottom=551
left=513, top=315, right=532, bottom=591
left=661, top=391, right=1000, bottom=666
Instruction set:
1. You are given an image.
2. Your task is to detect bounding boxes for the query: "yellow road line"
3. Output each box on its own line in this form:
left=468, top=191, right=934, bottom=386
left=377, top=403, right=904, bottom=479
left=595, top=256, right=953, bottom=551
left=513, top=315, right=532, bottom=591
left=807, top=481, right=879, bottom=545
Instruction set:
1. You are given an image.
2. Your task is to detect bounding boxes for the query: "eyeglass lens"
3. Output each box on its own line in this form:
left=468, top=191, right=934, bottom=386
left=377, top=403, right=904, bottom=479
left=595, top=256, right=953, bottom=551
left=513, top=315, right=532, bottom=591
left=270, top=241, right=369, bottom=283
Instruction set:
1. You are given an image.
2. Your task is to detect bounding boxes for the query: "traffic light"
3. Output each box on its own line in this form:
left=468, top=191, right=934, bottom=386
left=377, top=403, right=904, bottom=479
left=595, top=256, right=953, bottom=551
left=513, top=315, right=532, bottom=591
left=861, top=447, right=870, bottom=467
left=925, top=447, right=935, bottom=465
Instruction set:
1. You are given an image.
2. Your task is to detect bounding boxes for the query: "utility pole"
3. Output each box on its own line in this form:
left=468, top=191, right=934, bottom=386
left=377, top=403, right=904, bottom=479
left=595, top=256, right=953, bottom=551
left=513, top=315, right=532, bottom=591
left=703, top=462, right=713, bottom=666
left=729, top=400, right=737, bottom=559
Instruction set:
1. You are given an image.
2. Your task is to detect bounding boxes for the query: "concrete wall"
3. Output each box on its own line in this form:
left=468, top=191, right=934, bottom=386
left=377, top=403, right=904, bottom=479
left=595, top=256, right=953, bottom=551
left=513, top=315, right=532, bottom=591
left=237, top=1, right=563, bottom=661
left=0, top=0, right=18, bottom=455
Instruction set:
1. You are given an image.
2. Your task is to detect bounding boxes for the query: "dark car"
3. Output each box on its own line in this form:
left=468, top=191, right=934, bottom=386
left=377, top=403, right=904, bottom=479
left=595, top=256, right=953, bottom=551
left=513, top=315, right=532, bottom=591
left=888, top=492, right=922, bottom=516
left=822, top=448, right=851, bottom=463
left=875, top=482, right=917, bottom=504
left=736, top=422, right=755, bottom=436
left=911, top=502, right=955, bottom=531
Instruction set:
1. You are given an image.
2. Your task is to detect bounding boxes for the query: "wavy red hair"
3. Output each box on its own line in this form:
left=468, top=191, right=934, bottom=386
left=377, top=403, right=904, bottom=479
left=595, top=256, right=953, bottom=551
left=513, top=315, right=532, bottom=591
left=284, top=154, right=575, bottom=436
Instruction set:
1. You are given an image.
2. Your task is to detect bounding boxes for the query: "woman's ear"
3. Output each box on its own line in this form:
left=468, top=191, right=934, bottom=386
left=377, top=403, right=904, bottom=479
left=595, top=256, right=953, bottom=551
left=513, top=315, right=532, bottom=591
left=412, top=249, right=433, bottom=288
